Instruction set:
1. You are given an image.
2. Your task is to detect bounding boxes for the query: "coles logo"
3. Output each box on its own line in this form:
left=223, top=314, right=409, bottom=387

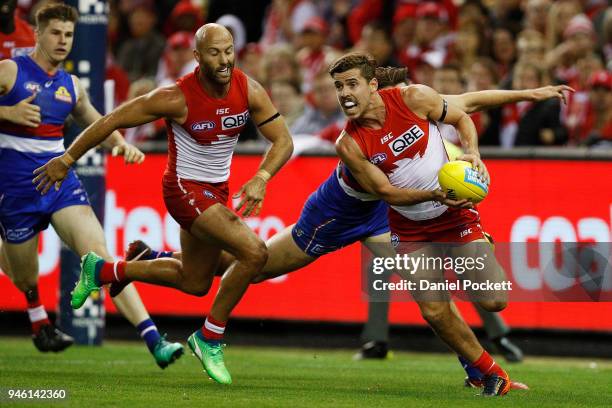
left=222, top=110, right=249, bottom=130
left=390, top=125, right=424, bottom=157
left=192, top=121, right=216, bottom=132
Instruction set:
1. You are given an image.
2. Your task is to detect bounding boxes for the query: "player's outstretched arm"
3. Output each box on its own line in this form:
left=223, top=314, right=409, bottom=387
left=33, top=85, right=186, bottom=194
left=403, top=84, right=489, bottom=184
left=444, top=85, right=575, bottom=114
left=233, top=77, right=294, bottom=217
left=335, top=131, right=468, bottom=208
left=0, top=60, right=41, bottom=127
left=70, top=75, right=144, bottom=164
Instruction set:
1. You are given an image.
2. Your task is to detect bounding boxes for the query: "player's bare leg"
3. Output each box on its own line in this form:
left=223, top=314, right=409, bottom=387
left=51, top=205, right=183, bottom=368
left=1, top=235, right=73, bottom=352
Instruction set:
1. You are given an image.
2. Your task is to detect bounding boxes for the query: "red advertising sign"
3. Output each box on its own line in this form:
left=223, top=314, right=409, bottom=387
left=1, top=155, right=611, bottom=331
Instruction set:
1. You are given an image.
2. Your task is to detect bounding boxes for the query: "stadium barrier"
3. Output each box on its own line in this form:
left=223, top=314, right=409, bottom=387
left=1, top=145, right=611, bottom=333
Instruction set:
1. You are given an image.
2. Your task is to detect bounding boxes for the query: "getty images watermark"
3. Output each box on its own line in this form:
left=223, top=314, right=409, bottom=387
left=361, top=242, right=612, bottom=302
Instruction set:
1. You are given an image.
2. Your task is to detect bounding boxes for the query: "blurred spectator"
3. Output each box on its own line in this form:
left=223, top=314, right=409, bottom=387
left=259, top=0, right=318, bottom=50
left=269, top=79, right=305, bottom=128
left=155, top=31, right=198, bottom=87
left=516, top=29, right=547, bottom=65
left=391, top=4, right=417, bottom=61
left=216, top=14, right=247, bottom=55
left=602, top=8, right=612, bottom=70
left=547, top=14, right=597, bottom=84
left=399, top=2, right=454, bottom=72
left=164, top=0, right=205, bottom=36
left=412, top=61, right=436, bottom=88
left=237, top=43, right=264, bottom=84
left=450, top=22, right=489, bottom=73
left=569, top=70, right=612, bottom=145
left=290, top=71, right=344, bottom=135
left=492, top=26, right=517, bottom=80
left=117, top=0, right=166, bottom=81
left=320, top=0, right=354, bottom=50
left=522, top=0, right=551, bottom=34
left=545, top=0, right=581, bottom=51
left=105, top=51, right=130, bottom=108
left=500, top=62, right=567, bottom=146
left=261, top=44, right=303, bottom=89
left=490, top=0, right=524, bottom=33
left=296, top=16, right=338, bottom=92
left=432, top=64, right=465, bottom=145
left=354, top=21, right=400, bottom=67
left=458, top=0, right=491, bottom=29
left=467, top=57, right=502, bottom=145
left=0, top=0, right=35, bottom=60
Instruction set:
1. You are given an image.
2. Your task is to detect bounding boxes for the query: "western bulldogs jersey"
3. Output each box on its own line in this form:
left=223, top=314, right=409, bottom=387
left=166, top=67, right=250, bottom=183
left=344, top=87, right=449, bottom=221
left=0, top=55, right=77, bottom=197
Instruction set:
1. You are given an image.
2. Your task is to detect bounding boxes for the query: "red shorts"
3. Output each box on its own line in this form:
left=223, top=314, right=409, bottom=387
left=388, top=207, right=485, bottom=243
left=162, top=175, right=229, bottom=231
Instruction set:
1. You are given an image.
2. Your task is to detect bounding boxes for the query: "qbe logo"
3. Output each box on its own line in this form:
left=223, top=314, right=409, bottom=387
left=390, top=125, right=424, bottom=156
left=222, top=110, right=249, bottom=130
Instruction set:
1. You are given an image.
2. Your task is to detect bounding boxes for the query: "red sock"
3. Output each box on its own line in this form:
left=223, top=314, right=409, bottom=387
left=473, top=350, right=507, bottom=378
left=98, top=261, right=127, bottom=284
left=27, top=298, right=50, bottom=334
left=201, top=316, right=226, bottom=342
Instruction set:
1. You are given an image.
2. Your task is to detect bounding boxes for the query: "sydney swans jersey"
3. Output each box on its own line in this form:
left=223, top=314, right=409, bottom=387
left=166, top=67, right=250, bottom=183
left=344, top=87, right=449, bottom=221
left=0, top=55, right=78, bottom=196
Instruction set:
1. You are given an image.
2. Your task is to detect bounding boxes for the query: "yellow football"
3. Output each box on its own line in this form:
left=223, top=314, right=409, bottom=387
left=437, top=160, right=489, bottom=204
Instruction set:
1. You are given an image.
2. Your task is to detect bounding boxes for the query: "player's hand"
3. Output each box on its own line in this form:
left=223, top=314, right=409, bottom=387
left=10, top=93, right=41, bottom=127
left=531, top=85, right=575, bottom=105
left=32, top=154, right=72, bottom=194
left=233, top=176, right=267, bottom=217
left=457, top=153, right=489, bottom=185
left=111, top=143, right=145, bottom=164
left=432, top=190, right=474, bottom=209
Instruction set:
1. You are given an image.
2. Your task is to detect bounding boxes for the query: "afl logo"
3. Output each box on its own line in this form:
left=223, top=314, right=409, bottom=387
left=390, top=233, right=400, bottom=248
left=370, top=153, right=387, bottom=165
left=192, top=121, right=216, bottom=131
left=24, top=82, right=41, bottom=93
left=390, top=125, right=424, bottom=156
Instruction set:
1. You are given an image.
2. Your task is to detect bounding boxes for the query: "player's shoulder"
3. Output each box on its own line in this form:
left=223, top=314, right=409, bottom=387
left=335, top=130, right=358, bottom=155
left=401, top=84, right=435, bottom=102
left=148, top=84, right=187, bottom=118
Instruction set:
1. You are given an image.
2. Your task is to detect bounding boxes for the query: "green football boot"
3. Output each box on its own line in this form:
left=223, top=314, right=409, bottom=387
left=71, top=252, right=102, bottom=309
left=187, top=332, right=232, bottom=384
left=153, top=335, right=184, bottom=369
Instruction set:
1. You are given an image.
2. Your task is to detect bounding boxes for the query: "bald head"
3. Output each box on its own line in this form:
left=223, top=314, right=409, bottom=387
left=195, top=23, right=233, bottom=50
left=194, top=23, right=236, bottom=87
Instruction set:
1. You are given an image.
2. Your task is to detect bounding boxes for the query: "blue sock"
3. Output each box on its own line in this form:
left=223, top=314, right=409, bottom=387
left=149, top=250, right=174, bottom=259
left=458, top=355, right=483, bottom=380
left=137, top=319, right=161, bottom=353
left=195, top=328, right=220, bottom=346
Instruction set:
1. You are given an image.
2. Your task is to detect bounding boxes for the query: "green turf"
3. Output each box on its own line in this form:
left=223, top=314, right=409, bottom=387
left=0, top=337, right=611, bottom=407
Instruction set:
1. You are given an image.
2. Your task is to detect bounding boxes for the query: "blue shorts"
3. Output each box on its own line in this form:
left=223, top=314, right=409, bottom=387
left=291, top=171, right=389, bottom=258
left=0, top=171, right=90, bottom=243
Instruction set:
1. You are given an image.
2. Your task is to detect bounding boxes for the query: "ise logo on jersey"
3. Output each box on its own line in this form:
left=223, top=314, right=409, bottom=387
left=54, top=86, right=72, bottom=103
left=388, top=125, right=425, bottom=157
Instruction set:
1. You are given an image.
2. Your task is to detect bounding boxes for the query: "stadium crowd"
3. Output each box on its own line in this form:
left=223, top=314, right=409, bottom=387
left=12, top=0, right=612, bottom=148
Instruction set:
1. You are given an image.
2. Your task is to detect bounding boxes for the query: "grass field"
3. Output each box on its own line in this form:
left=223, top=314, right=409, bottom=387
left=0, top=337, right=611, bottom=407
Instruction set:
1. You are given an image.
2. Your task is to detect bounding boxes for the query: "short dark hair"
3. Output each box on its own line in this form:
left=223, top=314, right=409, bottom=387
left=35, top=3, right=79, bottom=31
left=375, top=66, right=408, bottom=88
left=328, top=52, right=377, bottom=82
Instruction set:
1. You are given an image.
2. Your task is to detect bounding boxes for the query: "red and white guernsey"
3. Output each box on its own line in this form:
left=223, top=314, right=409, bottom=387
left=345, top=87, right=449, bottom=221
left=165, top=67, right=250, bottom=183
